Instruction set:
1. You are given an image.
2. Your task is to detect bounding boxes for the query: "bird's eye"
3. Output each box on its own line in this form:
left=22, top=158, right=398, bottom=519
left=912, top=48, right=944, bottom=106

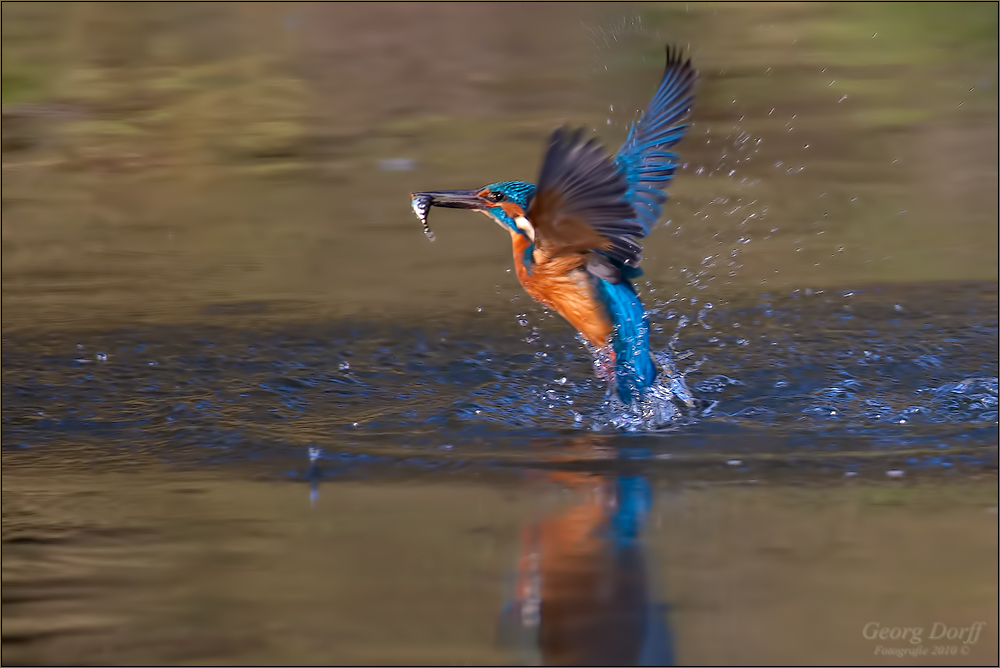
left=488, top=191, right=505, bottom=202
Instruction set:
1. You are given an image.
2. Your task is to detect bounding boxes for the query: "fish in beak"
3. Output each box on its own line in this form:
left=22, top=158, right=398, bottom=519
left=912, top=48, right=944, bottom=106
left=410, top=190, right=487, bottom=242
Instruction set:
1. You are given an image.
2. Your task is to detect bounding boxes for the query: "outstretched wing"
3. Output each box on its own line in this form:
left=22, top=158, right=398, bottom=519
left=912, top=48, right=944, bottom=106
left=614, top=45, right=697, bottom=247
left=528, top=127, right=641, bottom=266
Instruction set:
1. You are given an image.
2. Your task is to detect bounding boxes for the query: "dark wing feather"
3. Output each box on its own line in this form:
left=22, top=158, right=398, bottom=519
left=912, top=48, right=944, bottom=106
left=528, top=127, right=641, bottom=265
left=614, top=45, right=697, bottom=243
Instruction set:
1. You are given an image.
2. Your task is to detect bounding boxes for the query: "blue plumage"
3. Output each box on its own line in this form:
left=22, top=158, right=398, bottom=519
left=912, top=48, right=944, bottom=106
left=594, top=277, right=657, bottom=403
left=614, top=45, right=697, bottom=240
left=593, top=46, right=696, bottom=402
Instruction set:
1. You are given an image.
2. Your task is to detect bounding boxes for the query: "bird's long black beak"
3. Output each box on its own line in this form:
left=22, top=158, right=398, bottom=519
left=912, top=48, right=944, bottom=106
left=411, top=189, right=486, bottom=210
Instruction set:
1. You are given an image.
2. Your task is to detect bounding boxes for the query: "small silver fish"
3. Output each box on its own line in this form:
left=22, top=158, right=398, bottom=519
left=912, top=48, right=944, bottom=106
left=411, top=194, right=435, bottom=242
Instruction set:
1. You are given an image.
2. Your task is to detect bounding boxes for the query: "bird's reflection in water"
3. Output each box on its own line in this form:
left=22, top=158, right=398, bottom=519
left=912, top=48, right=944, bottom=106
left=499, top=441, right=674, bottom=666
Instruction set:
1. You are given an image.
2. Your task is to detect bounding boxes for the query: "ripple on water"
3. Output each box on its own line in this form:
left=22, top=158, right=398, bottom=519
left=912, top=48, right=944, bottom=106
left=1, top=283, right=996, bottom=473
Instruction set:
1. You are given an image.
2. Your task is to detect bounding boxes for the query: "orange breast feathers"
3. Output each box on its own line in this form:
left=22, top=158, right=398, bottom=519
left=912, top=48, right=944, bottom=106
left=511, top=233, right=613, bottom=349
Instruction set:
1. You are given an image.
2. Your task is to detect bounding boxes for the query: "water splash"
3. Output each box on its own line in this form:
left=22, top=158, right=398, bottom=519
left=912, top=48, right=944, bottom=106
left=583, top=321, right=706, bottom=432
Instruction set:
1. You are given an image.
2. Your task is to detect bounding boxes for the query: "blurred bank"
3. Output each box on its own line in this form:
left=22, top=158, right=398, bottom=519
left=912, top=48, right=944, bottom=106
left=2, top=1, right=997, bottom=332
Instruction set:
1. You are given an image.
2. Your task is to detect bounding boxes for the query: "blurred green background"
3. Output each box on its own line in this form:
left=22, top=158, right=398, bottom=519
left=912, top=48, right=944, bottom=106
left=2, top=1, right=997, bottom=332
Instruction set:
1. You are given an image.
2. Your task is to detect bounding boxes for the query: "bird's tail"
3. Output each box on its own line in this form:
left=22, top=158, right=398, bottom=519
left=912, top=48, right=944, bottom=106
left=594, top=277, right=657, bottom=404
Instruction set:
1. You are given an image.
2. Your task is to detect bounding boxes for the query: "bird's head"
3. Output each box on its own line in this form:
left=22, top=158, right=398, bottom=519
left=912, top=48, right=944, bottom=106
left=412, top=180, right=538, bottom=240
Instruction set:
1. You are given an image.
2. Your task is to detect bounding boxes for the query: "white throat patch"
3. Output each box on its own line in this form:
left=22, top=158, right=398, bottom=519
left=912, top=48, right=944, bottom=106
left=514, top=216, right=535, bottom=241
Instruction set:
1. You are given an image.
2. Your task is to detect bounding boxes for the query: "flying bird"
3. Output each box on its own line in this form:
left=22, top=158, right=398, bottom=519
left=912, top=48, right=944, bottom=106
left=412, top=46, right=697, bottom=404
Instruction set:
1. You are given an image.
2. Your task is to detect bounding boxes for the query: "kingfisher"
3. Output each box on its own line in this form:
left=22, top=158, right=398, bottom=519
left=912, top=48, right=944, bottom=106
left=412, top=46, right=697, bottom=404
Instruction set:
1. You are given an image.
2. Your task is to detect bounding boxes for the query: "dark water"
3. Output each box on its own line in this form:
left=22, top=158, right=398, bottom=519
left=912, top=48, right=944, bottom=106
left=3, top=2, right=998, bottom=665
left=3, top=282, right=998, bottom=465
